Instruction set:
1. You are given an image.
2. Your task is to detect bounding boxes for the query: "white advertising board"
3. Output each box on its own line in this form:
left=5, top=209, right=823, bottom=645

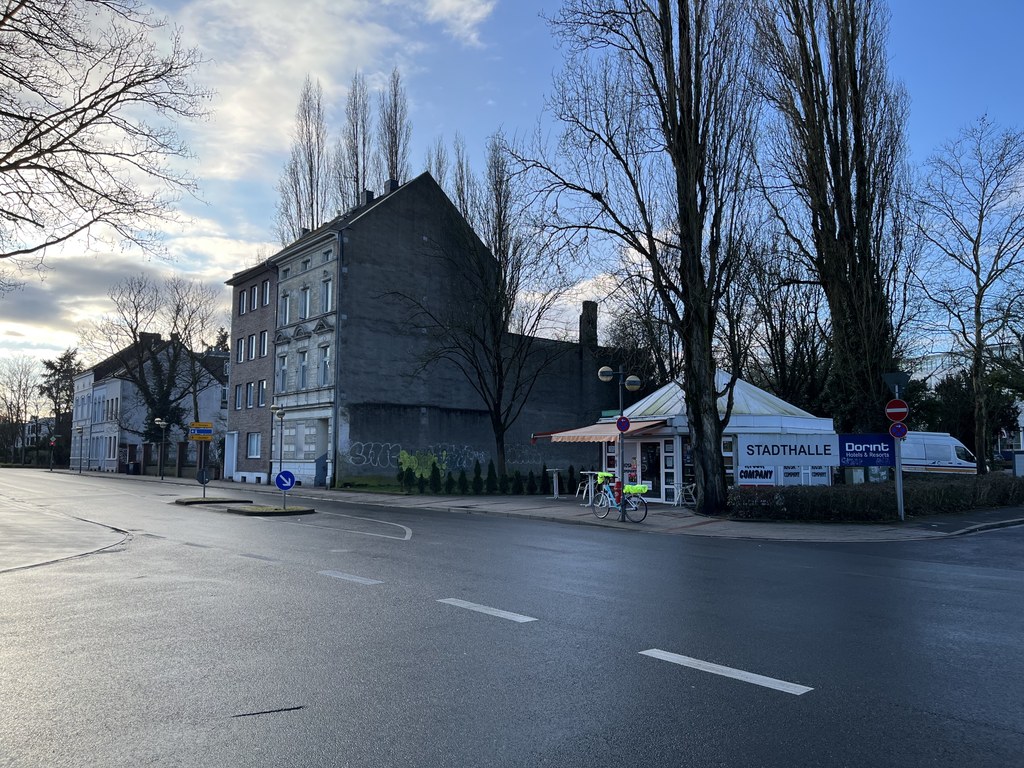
left=736, top=434, right=840, bottom=467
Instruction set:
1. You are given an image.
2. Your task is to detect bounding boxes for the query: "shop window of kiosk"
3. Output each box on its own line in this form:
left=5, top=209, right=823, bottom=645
left=721, top=436, right=736, bottom=485
left=664, top=439, right=676, bottom=504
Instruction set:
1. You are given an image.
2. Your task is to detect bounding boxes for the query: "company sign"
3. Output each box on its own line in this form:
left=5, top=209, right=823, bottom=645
left=737, top=434, right=840, bottom=467
left=838, top=433, right=895, bottom=467
left=737, top=466, right=776, bottom=485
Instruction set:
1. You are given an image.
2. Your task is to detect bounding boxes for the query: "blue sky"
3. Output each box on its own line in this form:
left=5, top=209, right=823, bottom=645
left=1, top=0, right=1021, bottom=364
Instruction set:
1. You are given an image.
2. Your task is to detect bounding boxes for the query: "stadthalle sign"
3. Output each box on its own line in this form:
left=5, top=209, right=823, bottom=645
left=736, top=434, right=895, bottom=468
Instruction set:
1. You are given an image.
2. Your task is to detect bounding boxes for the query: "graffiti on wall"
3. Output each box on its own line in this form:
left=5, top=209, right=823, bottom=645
left=345, top=440, right=492, bottom=471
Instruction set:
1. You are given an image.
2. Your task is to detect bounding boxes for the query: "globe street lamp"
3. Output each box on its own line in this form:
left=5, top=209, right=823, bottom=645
left=154, top=418, right=168, bottom=481
left=598, top=366, right=642, bottom=521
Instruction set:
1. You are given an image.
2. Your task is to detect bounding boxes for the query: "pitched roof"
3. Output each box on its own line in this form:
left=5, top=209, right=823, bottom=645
left=625, top=371, right=818, bottom=420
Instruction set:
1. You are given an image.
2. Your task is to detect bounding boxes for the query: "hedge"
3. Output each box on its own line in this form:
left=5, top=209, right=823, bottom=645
left=727, top=473, right=1024, bottom=522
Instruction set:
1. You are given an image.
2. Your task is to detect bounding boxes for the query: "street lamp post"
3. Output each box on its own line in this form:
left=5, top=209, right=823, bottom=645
left=269, top=404, right=285, bottom=478
left=154, top=418, right=168, bottom=481
left=76, top=426, right=84, bottom=474
left=598, top=366, right=642, bottom=521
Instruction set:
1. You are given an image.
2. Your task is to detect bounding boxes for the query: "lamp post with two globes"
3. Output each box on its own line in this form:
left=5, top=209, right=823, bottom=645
left=598, top=366, right=642, bottom=521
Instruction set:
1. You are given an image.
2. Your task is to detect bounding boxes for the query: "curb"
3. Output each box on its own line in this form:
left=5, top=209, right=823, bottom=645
left=220, top=505, right=315, bottom=516
left=946, top=517, right=1024, bottom=536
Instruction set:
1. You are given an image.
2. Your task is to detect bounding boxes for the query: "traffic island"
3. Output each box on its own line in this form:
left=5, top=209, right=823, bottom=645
left=175, top=497, right=253, bottom=506
left=222, top=504, right=314, bottom=516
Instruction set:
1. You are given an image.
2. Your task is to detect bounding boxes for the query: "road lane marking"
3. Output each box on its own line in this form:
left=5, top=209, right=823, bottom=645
left=639, top=649, right=813, bottom=695
left=437, top=598, right=537, bottom=623
left=318, top=570, right=383, bottom=585
left=317, top=511, right=413, bottom=540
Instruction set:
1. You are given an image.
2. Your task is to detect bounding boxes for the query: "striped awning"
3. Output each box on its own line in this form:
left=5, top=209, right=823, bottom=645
left=548, top=419, right=667, bottom=443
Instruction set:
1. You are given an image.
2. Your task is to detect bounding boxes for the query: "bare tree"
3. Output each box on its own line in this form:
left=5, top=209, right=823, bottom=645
left=393, top=134, right=573, bottom=474
left=514, top=0, right=759, bottom=514
left=274, top=76, right=335, bottom=244
left=81, top=274, right=225, bottom=437
left=0, top=356, right=41, bottom=462
left=753, top=0, right=911, bottom=433
left=0, top=0, right=208, bottom=272
left=424, top=136, right=450, bottom=190
left=449, top=132, right=478, bottom=219
left=376, top=67, right=413, bottom=185
left=916, top=116, right=1024, bottom=473
left=334, top=71, right=375, bottom=211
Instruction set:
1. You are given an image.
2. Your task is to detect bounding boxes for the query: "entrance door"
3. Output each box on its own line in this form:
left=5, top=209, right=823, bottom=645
left=639, top=441, right=662, bottom=499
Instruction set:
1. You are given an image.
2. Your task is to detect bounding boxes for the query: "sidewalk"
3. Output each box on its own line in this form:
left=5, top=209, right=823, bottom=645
left=132, top=472, right=1024, bottom=543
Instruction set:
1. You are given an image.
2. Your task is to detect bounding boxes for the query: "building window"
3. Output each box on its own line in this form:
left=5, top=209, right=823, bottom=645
left=235, top=338, right=244, bottom=364
left=320, top=345, right=331, bottom=386
left=246, top=381, right=255, bottom=408
left=247, top=334, right=256, bottom=360
left=301, top=258, right=311, bottom=272
left=246, top=432, right=261, bottom=459
left=281, top=267, right=290, bottom=279
left=250, top=285, right=258, bottom=311
left=258, top=379, right=267, bottom=407
left=259, top=330, right=268, bottom=357
left=321, top=277, right=333, bottom=313
left=262, top=279, right=271, bottom=306
left=238, top=291, right=247, bottom=315
left=280, top=293, right=290, bottom=325
left=234, top=384, right=242, bottom=410
left=299, top=287, right=310, bottom=319
left=322, top=249, right=331, bottom=263
left=298, top=350, right=308, bottom=388
left=278, top=356, right=288, bottom=391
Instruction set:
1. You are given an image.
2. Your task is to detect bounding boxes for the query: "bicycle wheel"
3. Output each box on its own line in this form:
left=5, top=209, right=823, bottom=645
left=625, top=494, right=648, bottom=523
left=593, top=491, right=610, bottom=519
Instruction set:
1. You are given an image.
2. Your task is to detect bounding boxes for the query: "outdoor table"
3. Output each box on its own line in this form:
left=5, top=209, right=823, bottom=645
left=547, top=468, right=562, bottom=499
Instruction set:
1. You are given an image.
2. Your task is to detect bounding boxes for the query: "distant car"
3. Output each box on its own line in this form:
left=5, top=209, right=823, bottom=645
left=901, top=432, right=976, bottom=474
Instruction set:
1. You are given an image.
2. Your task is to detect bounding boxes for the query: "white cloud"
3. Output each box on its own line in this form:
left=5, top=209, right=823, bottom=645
left=423, top=0, right=497, bottom=47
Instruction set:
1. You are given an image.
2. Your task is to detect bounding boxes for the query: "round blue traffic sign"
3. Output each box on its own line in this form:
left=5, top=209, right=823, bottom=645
left=275, top=470, right=296, bottom=491
left=616, top=415, right=630, bottom=433
left=889, top=421, right=908, bottom=440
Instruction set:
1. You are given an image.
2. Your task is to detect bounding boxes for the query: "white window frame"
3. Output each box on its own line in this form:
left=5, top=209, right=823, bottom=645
left=298, top=350, right=308, bottom=389
left=246, top=432, right=261, bottom=459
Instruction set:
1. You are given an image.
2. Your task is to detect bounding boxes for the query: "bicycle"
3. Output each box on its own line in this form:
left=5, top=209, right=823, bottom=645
left=592, top=473, right=648, bottom=523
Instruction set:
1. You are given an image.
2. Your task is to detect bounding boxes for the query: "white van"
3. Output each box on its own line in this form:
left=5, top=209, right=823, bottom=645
left=900, top=432, right=977, bottom=474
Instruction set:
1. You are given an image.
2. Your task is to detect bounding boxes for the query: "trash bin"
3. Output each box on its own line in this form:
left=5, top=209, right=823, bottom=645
left=128, top=462, right=139, bottom=475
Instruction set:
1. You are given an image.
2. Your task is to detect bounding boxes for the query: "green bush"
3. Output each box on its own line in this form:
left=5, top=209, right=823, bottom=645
left=726, top=473, right=1024, bottom=522
left=417, top=474, right=428, bottom=494
left=499, top=473, right=510, bottom=495
left=429, top=464, right=442, bottom=494
left=512, top=471, right=524, bottom=495
left=401, top=467, right=416, bottom=494
left=457, top=469, right=469, bottom=495
left=445, top=471, right=455, bottom=494
left=485, top=460, right=498, bottom=494
left=472, top=460, right=483, bottom=495
left=527, top=470, right=538, bottom=495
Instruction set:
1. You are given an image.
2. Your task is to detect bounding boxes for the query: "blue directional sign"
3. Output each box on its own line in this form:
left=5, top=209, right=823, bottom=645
left=275, top=470, right=296, bottom=491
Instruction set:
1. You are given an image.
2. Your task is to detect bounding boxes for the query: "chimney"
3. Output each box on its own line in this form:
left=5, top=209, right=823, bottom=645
left=300, top=227, right=311, bottom=237
left=384, top=178, right=399, bottom=194
left=579, top=300, right=598, bottom=349
left=361, top=189, right=375, bottom=206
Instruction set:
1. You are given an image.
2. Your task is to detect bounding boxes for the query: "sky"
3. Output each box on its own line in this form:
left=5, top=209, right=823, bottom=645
left=1, top=0, right=1022, bottom=365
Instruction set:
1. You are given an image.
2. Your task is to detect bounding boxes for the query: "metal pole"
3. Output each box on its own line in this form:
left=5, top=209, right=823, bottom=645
left=278, top=416, right=286, bottom=510
left=160, top=426, right=166, bottom=481
left=617, top=368, right=626, bottom=521
left=78, top=431, right=83, bottom=474
left=894, top=385, right=905, bottom=522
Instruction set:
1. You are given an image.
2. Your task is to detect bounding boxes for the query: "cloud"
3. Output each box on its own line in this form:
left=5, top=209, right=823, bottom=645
left=423, top=0, right=497, bottom=46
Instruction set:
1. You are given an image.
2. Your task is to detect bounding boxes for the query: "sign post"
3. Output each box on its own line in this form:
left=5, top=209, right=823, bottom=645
left=188, top=422, right=214, bottom=499
left=885, top=396, right=908, bottom=521
left=275, top=470, right=296, bottom=510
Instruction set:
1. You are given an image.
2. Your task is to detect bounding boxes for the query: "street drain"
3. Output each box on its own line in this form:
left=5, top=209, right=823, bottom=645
left=231, top=705, right=305, bottom=718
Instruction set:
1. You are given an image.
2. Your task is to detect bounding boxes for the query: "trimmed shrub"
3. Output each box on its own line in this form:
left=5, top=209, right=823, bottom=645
left=429, top=464, right=442, bottom=494
left=457, top=469, right=469, bottom=495
left=511, top=471, right=524, bottom=495
left=417, top=474, right=428, bottom=494
left=472, top=460, right=484, bottom=494
left=725, top=473, right=1024, bottom=522
left=499, top=473, right=510, bottom=495
left=402, top=467, right=416, bottom=494
left=540, top=463, right=550, bottom=495
left=486, top=460, right=498, bottom=494
left=445, top=471, right=456, bottom=494
left=527, top=470, right=538, bottom=495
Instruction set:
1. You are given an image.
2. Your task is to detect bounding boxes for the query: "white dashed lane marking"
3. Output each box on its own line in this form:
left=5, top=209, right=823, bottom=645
left=639, top=649, right=813, bottom=695
left=318, top=570, right=384, bottom=585
left=437, top=598, right=538, bottom=623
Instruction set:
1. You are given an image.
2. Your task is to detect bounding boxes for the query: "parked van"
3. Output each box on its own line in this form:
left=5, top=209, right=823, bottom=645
left=900, top=432, right=976, bottom=474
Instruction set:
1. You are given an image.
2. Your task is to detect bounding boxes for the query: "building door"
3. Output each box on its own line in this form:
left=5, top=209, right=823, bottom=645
left=639, top=441, right=662, bottom=499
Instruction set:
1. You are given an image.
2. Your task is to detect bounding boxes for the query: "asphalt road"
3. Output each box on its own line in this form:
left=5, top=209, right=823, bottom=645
left=1, top=471, right=1022, bottom=767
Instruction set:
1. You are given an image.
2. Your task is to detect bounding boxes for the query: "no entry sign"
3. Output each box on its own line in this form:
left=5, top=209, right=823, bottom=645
left=885, top=399, right=909, bottom=422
